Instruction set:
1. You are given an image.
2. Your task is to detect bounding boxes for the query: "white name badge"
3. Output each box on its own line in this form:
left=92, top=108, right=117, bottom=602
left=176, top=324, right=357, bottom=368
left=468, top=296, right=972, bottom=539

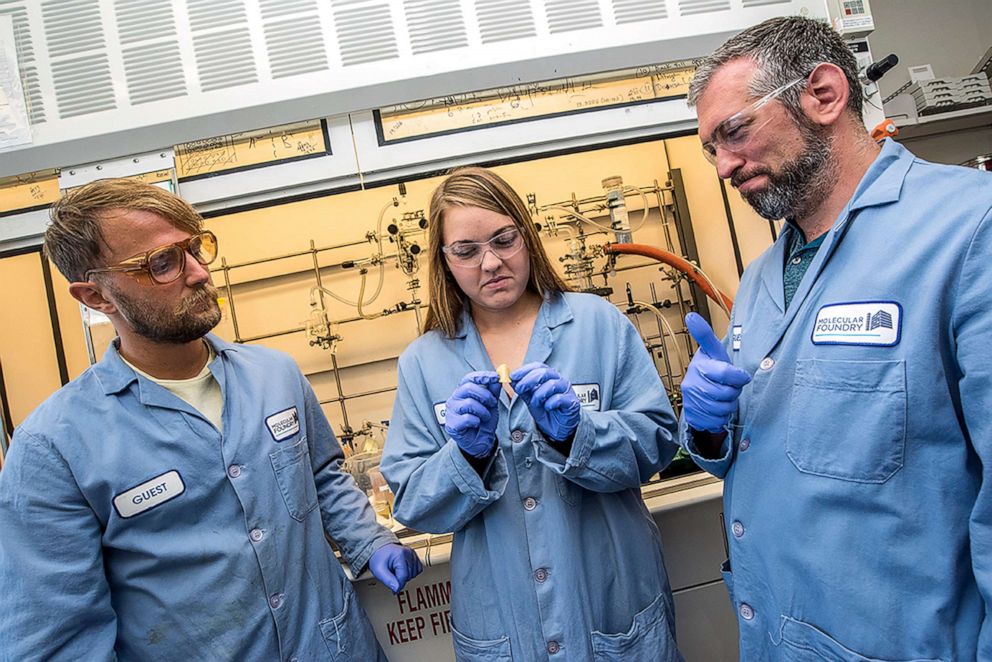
left=266, top=407, right=300, bottom=441
left=732, top=326, right=743, bottom=351
left=572, top=383, right=601, bottom=410
left=811, top=301, right=902, bottom=346
left=113, top=471, right=185, bottom=519
left=433, top=402, right=446, bottom=426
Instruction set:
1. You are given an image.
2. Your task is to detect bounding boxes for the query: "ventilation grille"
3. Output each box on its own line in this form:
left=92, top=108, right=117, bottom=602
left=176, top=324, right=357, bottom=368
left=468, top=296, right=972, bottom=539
left=613, top=0, right=668, bottom=24
left=678, top=0, right=731, bottom=16
left=476, top=0, right=536, bottom=43
left=43, top=0, right=117, bottom=120
left=123, top=43, right=187, bottom=105
left=51, top=56, right=116, bottom=118
left=334, top=1, right=399, bottom=66
left=115, top=0, right=176, bottom=45
left=114, top=0, right=186, bottom=106
left=405, top=0, right=468, bottom=55
left=259, top=0, right=318, bottom=19
left=1, top=0, right=823, bottom=176
left=265, top=16, right=329, bottom=78
left=188, top=0, right=245, bottom=31
left=0, top=1, right=45, bottom=124
left=194, top=28, right=258, bottom=92
left=546, top=0, right=603, bottom=34
left=42, top=0, right=103, bottom=58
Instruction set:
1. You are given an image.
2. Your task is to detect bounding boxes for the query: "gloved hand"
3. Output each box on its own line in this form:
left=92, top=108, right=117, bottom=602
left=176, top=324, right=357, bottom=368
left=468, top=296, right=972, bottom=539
left=444, top=372, right=502, bottom=458
left=511, top=362, right=581, bottom=442
left=681, top=313, right=752, bottom=433
left=369, top=543, right=423, bottom=594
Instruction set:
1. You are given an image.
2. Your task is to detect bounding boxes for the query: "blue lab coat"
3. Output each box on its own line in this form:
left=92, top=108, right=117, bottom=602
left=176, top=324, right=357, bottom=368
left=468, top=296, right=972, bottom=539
left=683, top=140, right=992, bottom=660
left=0, top=335, right=395, bottom=661
left=382, top=292, right=683, bottom=661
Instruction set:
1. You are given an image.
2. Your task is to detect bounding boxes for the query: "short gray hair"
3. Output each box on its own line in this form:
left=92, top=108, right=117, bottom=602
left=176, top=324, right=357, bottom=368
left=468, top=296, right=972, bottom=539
left=687, top=16, right=862, bottom=121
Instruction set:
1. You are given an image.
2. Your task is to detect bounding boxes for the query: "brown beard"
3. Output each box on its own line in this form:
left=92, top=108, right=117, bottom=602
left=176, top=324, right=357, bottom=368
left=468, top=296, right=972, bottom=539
left=112, top=283, right=222, bottom=344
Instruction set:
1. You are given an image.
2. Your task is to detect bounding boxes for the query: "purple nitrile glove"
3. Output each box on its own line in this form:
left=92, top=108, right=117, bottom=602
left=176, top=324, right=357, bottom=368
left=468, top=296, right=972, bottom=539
left=368, top=543, right=423, bottom=594
left=510, top=362, right=581, bottom=442
left=444, top=371, right=502, bottom=458
left=680, top=312, right=752, bottom=433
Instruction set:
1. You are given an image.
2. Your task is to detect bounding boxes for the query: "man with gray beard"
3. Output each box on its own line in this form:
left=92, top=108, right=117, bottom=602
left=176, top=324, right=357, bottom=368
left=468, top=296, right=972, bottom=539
left=0, top=179, right=421, bottom=660
left=677, top=16, right=992, bottom=661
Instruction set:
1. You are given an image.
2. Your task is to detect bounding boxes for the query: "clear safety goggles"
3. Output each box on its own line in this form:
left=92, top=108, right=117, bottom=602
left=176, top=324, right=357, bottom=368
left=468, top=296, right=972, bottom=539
left=442, top=226, right=524, bottom=268
left=701, top=76, right=808, bottom=165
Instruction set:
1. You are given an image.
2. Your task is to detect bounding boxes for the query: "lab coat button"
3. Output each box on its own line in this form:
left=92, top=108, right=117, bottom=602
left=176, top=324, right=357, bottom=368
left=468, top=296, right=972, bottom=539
left=250, top=528, right=264, bottom=542
left=740, top=603, right=754, bottom=620
left=269, top=593, right=284, bottom=609
left=227, top=465, right=242, bottom=479
left=523, top=497, right=537, bottom=510
left=732, top=521, right=745, bottom=538
left=739, top=438, right=750, bottom=451
left=510, top=429, right=525, bottom=443
left=547, top=641, right=560, bottom=654
left=759, top=357, right=775, bottom=370
left=534, top=568, right=549, bottom=583
left=790, top=256, right=802, bottom=265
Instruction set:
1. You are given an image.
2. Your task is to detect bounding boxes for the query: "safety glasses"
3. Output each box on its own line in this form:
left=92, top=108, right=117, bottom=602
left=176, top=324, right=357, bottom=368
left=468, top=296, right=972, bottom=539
left=85, top=230, right=219, bottom=286
left=701, top=76, right=808, bottom=165
left=442, top=226, right=524, bottom=268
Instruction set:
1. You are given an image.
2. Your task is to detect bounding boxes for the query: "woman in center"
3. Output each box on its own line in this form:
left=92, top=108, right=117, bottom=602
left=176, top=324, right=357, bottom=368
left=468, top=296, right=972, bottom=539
left=381, top=166, right=684, bottom=661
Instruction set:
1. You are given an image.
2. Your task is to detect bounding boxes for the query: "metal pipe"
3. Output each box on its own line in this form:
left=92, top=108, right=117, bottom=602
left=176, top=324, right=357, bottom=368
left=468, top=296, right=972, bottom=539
left=318, top=385, right=397, bottom=406
left=211, top=238, right=368, bottom=271
left=329, top=352, right=351, bottom=435
left=220, top=257, right=243, bottom=342
left=649, top=282, right=676, bottom=392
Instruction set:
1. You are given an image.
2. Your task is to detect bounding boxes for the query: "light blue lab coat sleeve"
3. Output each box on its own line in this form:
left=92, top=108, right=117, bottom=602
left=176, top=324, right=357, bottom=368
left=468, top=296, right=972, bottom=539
left=0, top=430, right=117, bottom=662
left=300, top=373, right=397, bottom=574
left=678, top=418, right=733, bottom=479
left=534, top=308, right=679, bottom=491
left=954, top=207, right=992, bottom=658
left=381, top=352, right=509, bottom=534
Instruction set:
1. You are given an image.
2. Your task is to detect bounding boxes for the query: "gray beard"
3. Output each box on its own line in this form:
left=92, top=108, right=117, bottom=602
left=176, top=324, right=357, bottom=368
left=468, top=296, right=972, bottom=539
left=734, top=125, right=835, bottom=222
left=112, top=284, right=221, bottom=344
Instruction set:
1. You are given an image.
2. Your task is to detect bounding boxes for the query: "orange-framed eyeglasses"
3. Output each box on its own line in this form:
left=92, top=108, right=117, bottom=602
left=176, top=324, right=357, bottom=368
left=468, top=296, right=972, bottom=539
left=84, top=231, right=219, bottom=286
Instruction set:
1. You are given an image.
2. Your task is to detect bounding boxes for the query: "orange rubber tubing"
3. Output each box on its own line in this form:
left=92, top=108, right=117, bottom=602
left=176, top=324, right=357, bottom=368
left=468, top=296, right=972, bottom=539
left=604, top=242, right=734, bottom=313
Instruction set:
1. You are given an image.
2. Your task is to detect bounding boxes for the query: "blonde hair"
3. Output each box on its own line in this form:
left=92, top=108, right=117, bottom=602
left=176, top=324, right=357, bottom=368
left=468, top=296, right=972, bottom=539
left=45, top=178, right=203, bottom=282
left=424, top=166, right=570, bottom=337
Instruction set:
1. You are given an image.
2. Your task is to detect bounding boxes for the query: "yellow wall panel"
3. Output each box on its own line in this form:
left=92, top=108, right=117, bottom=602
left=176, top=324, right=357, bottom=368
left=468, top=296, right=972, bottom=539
left=49, top=265, right=93, bottom=380
left=0, top=252, right=63, bottom=427
left=665, top=135, right=740, bottom=335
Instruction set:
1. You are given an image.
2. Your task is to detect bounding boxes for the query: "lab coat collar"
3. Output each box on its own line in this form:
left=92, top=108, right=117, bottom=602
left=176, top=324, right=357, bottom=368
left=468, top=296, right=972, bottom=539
left=453, top=291, right=572, bottom=339
left=757, top=139, right=913, bottom=314
left=455, top=292, right=572, bottom=374
left=837, top=138, right=912, bottom=223
left=93, top=332, right=237, bottom=396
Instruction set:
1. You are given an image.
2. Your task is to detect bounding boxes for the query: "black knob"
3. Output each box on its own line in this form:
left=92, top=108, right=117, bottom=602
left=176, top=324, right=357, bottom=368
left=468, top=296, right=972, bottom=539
left=865, top=54, right=898, bottom=82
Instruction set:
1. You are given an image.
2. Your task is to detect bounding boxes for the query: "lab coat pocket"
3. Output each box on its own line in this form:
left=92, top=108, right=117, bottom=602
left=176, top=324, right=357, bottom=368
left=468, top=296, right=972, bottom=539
left=450, top=625, right=513, bottom=661
left=778, top=616, right=944, bottom=662
left=786, top=359, right=906, bottom=483
left=590, top=592, right=682, bottom=661
left=319, top=587, right=382, bottom=661
left=269, top=437, right=319, bottom=521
